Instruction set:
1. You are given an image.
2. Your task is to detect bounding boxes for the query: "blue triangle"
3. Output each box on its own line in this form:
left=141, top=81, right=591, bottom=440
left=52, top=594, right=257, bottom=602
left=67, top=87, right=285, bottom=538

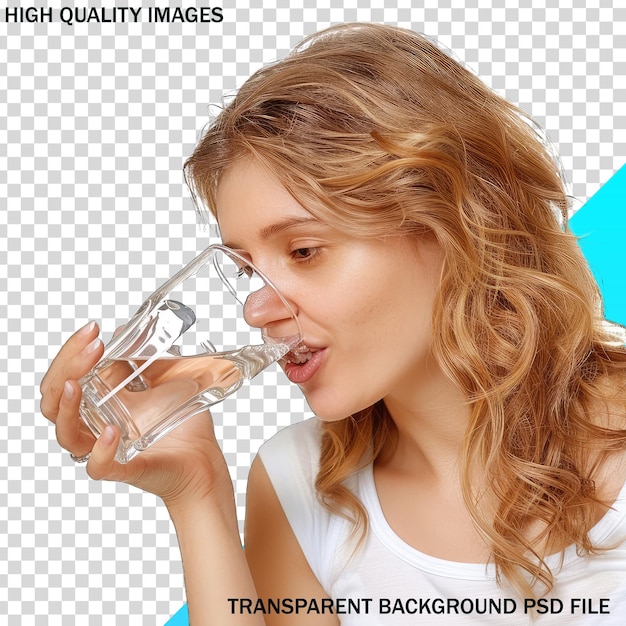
left=570, top=164, right=626, bottom=326
left=164, top=603, right=188, bottom=625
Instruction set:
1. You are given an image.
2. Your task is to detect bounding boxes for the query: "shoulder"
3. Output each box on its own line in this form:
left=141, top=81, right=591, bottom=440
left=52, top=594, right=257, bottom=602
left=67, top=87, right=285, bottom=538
left=259, top=416, right=324, bottom=455
left=246, top=420, right=345, bottom=611
left=245, top=436, right=340, bottom=624
left=257, top=417, right=324, bottom=489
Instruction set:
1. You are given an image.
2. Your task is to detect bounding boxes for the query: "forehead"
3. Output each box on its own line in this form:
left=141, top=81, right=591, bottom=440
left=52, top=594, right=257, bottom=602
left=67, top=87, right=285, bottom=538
left=215, top=159, right=318, bottom=247
left=216, top=159, right=295, bottom=213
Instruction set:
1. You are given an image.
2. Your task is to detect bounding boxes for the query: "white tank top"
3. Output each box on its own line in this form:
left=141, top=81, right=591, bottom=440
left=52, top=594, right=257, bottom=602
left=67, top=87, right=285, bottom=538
left=258, top=417, right=626, bottom=625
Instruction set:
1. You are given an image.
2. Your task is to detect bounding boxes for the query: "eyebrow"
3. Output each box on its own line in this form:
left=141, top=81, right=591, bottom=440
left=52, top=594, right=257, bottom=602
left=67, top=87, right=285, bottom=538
left=222, top=216, right=323, bottom=249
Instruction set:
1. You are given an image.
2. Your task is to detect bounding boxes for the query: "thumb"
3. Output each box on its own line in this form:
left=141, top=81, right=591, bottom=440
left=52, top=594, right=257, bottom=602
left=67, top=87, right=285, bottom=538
left=86, top=425, right=122, bottom=481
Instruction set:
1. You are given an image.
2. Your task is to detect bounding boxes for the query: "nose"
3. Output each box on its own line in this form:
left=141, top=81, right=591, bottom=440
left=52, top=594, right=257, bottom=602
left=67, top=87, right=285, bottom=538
left=243, top=286, right=299, bottom=341
left=243, top=286, right=289, bottom=327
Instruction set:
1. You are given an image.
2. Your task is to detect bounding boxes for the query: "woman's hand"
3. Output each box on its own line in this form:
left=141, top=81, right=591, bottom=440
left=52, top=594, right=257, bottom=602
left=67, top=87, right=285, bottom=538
left=40, top=321, right=233, bottom=512
left=41, top=322, right=265, bottom=624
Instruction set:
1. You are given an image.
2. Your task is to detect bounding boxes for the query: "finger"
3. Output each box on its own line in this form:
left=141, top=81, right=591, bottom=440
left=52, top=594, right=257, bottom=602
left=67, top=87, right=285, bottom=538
left=55, top=380, right=96, bottom=455
left=40, top=321, right=101, bottom=396
left=40, top=328, right=104, bottom=422
left=86, top=425, right=122, bottom=481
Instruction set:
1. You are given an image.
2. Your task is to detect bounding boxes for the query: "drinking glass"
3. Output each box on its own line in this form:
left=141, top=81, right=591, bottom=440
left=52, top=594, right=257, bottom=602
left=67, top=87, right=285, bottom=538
left=78, top=244, right=301, bottom=463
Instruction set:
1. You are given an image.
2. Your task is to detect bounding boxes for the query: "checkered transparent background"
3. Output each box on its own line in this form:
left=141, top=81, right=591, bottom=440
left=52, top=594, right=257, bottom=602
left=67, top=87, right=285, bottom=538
left=1, top=0, right=624, bottom=623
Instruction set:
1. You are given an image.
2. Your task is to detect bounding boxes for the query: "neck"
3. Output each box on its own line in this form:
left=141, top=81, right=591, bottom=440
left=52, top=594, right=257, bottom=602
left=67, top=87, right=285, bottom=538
left=380, top=359, right=471, bottom=482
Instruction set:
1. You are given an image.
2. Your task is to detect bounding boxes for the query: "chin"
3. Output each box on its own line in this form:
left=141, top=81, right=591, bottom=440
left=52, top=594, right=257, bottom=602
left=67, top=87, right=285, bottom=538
left=311, top=409, right=354, bottom=423
left=303, top=390, right=378, bottom=423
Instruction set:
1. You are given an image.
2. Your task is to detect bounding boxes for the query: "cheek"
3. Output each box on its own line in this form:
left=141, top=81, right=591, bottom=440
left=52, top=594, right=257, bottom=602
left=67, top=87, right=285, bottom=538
left=322, top=256, right=398, bottom=325
left=323, top=278, right=425, bottom=357
left=324, top=285, right=385, bottom=339
left=362, top=271, right=438, bottom=359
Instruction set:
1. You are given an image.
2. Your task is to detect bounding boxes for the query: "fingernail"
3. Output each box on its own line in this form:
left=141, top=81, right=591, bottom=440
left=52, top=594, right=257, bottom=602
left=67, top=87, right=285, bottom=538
left=63, top=381, right=75, bottom=400
left=101, top=426, right=116, bottom=447
left=78, top=321, right=96, bottom=336
left=83, top=338, right=102, bottom=355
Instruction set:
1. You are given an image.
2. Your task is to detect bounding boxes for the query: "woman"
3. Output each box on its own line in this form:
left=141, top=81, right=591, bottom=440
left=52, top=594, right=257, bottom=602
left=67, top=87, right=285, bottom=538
left=40, top=23, right=626, bottom=624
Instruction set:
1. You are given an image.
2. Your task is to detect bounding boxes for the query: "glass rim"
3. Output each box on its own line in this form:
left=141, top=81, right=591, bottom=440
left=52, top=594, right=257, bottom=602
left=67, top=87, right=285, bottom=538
left=98, top=243, right=302, bottom=364
left=208, top=243, right=302, bottom=344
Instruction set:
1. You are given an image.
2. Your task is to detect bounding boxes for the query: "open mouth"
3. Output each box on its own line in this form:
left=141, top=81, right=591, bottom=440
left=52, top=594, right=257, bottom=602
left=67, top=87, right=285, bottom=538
left=283, top=343, right=317, bottom=364
left=281, top=342, right=326, bottom=384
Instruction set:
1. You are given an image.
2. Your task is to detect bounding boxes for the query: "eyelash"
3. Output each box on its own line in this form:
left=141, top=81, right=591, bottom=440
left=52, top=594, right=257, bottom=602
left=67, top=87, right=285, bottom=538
left=291, top=247, right=320, bottom=263
left=234, top=247, right=320, bottom=278
left=235, top=265, right=253, bottom=279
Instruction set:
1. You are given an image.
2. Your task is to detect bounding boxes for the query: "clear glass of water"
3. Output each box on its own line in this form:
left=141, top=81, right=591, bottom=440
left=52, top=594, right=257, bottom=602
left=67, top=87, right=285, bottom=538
left=78, top=244, right=302, bottom=463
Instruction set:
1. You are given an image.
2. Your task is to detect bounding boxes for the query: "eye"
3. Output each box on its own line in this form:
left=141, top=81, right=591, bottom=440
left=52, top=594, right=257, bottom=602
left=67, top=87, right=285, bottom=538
left=291, top=247, right=319, bottom=261
left=235, top=264, right=254, bottom=279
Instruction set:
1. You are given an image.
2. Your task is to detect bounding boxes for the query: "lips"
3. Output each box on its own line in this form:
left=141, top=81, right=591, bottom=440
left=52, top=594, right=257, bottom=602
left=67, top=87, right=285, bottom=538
left=284, top=343, right=316, bottom=364
left=281, top=342, right=326, bottom=384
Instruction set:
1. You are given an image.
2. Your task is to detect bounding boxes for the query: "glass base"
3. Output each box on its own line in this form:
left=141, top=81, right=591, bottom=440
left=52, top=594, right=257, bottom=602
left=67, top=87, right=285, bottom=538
left=80, top=373, right=142, bottom=464
left=79, top=372, right=226, bottom=464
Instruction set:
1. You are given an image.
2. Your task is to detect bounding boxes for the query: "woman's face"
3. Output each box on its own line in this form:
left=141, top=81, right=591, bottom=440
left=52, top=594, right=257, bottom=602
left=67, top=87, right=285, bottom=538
left=216, top=159, right=445, bottom=422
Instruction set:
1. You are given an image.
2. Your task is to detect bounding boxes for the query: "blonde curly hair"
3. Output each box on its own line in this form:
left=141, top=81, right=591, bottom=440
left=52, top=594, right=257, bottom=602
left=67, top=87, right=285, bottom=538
left=184, top=22, right=626, bottom=597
